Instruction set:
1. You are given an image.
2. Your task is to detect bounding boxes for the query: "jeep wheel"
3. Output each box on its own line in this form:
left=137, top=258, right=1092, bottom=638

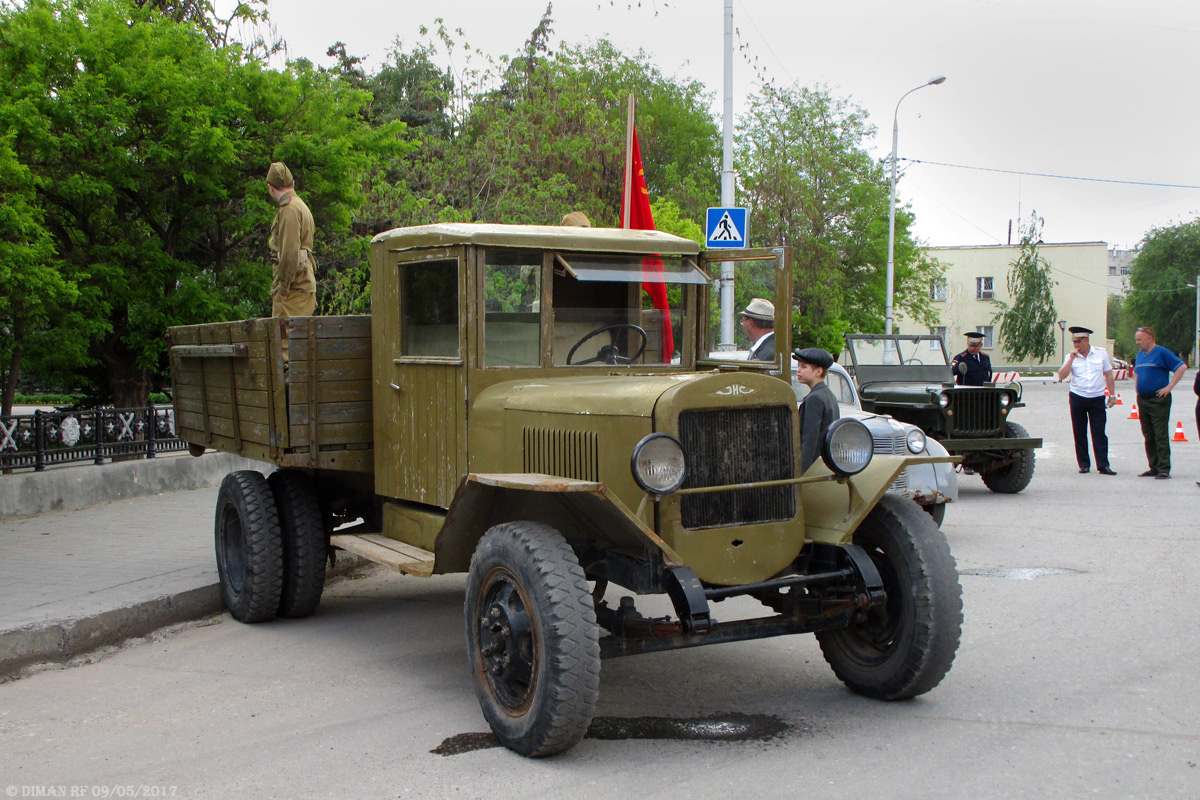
left=980, top=421, right=1036, bottom=494
left=268, top=470, right=327, bottom=618
left=816, top=495, right=962, bottom=700
left=924, top=502, right=946, bottom=527
left=215, top=471, right=283, bottom=623
left=465, top=521, right=600, bottom=757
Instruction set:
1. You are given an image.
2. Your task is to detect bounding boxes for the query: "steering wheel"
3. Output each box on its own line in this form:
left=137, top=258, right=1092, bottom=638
left=903, top=358, right=925, bottom=365
left=566, top=324, right=648, bottom=365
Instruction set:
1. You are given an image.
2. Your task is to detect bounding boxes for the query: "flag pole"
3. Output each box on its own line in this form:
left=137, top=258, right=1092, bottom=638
left=622, top=93, right=634, bottom=229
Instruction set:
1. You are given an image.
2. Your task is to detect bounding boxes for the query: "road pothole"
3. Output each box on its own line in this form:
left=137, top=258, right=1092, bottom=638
left=432, top=712, right=791, bottom=755
left=960, top=566, right=1082, bottom=580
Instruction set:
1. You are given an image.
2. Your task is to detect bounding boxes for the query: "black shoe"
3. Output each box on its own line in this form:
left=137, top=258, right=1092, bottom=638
left=1078, top=467, right=1090, bottom=474
left=1098, top=467, right=1117, bottom=475
left=1139, top=469, right=1158, bottom=477
left=1156, top=472, right=1171, bottom=480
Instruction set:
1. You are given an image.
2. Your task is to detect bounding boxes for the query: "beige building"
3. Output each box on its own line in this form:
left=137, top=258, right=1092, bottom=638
left=920, top=242, right=1110, bottom=369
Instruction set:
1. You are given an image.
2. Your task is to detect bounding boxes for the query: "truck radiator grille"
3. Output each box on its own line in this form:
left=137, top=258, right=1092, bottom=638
left=678, top=406, right=795, bottom=529
left=523, top=427, right=599, bottom=482
left=870, top=426, right=910, bottom=492
left=951, top=390, right=1003, bottom=435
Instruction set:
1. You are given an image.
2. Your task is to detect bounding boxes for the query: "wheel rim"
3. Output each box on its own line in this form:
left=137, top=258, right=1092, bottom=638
left=219, top=504, right=247, bottom=592
left=475, top=567, right=538, bottom=714
left=841, top=545, right=907, bottom=663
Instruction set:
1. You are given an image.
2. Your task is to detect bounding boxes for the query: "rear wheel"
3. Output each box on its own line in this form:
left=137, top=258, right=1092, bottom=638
left=465, top=521, right=600, bottom=757
left=268, top=470, right=327, bottom=618
left=214, top=471, right=283, bottom=623
left=817, top=495, right=962, bottom=699
left=980, top=421, right=1036, bottom=494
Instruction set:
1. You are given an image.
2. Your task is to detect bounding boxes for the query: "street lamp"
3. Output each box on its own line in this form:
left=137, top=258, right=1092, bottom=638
left=1058, top=319, right=1067, bottom=362
left=1187, top=276, right=1199, bottom=367
left=885, top=75, right=946, bottom=335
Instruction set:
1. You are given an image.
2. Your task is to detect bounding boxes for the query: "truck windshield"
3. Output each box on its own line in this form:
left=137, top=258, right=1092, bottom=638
left=551, top=253, right=699, bottom=367
left=850, top=336, right=949, bottom=367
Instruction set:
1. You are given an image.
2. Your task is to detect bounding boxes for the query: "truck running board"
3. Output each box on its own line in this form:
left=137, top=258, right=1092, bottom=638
left=330, top=534, right=435, bottom=578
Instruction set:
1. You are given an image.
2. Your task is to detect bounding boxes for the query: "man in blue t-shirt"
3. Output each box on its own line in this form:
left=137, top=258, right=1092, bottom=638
left=1133, top=326, right=1187, bottom=478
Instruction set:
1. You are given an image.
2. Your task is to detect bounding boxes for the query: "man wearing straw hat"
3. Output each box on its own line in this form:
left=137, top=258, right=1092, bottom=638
left=740, top=298, right=775, bottom=362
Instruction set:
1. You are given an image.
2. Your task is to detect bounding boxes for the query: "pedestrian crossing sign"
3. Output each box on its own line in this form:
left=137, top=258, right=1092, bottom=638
left=706, top=207, right=748, bottom=249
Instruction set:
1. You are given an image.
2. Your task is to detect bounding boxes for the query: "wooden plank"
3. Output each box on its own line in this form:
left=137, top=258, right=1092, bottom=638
left=287, top=401, right=373, bottom=425
left=288, top=420, right=373, bottom=447
left=170, top=344, right=248, bottom=358
left=287, top=359, right=372, bottom=384
left=289, top=380, right=373, bottom=405
left=174, top=368, right=269, bottom=392
left=287, top=315, right=371, bottom=339
left=176, top=386, right=269, bottom=411
left=330, top=533, right=434, bottom=577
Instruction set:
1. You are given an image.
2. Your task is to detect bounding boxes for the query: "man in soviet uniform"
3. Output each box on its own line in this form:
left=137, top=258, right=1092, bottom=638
left=951, top=332, right=992, bottom=386
left=266, top=161, right=316, bottom=318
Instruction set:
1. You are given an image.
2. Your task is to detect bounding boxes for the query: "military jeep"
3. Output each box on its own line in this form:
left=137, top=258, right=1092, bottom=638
left=843, top=333, right=1041, bottom=494
left=167, top=225, right=962, bottom=757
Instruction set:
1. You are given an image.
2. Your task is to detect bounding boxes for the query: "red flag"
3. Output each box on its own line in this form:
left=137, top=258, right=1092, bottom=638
left=621, top=127, right=674, bottom=362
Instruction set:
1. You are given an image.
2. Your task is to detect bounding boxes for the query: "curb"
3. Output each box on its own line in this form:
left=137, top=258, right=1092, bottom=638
left=0, top=553, right=375, bottom=682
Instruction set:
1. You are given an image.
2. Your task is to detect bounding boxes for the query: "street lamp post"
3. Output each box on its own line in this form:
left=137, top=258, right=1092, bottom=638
left=1058, top=319, right=1067, bottom=362
left=1187, top=276, right=1199, bottom=367
left=885, top=75, right=946, bottom=335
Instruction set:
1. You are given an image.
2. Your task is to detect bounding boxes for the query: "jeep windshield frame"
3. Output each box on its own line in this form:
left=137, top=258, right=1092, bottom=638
left=844, top=334, right=954, bottom=387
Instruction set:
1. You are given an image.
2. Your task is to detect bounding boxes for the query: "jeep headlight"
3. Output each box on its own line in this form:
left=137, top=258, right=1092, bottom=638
left=999, top=393, right=1012, bottom=408
left=821, top=418, right=874, bottom=476
left=905, top=427, right=927, bottom=454
left=631, top=433, right=687, bottom=495
left=938, top=391, right=951, bottom=408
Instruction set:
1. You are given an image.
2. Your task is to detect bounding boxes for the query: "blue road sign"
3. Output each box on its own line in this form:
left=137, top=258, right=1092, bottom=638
left=706, top=207, right=748, bottom=249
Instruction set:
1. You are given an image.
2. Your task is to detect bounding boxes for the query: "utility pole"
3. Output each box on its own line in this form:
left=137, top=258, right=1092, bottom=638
left=717, top=0, right=736, bottom=350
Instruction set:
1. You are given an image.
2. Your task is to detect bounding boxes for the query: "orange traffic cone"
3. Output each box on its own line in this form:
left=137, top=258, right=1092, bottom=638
left=1128, top=403, right=1139, bottom=420
left=1114, top=393, right=1123, bottom=405
left=1172, top=421, right=1188, bottom=442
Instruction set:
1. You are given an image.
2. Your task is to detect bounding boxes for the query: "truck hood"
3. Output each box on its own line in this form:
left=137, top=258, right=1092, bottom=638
left=474, top=373, right=708, bottom=419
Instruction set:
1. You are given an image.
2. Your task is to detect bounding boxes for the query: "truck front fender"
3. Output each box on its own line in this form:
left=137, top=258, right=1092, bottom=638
left=432, top=473, right=683, bottom=574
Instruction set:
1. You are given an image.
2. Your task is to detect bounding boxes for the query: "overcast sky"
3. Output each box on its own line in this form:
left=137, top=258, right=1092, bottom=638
left=261, top=0, right=1200, bottom=251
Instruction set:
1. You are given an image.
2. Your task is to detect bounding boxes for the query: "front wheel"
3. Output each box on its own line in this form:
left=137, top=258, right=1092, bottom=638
left=465, top=522, right=600, bottom=757
left=924, top=502, right=946, bottom=527
left=816, top=495, right=962, bottom=700
left=980, top=421, right=1036, bottom=494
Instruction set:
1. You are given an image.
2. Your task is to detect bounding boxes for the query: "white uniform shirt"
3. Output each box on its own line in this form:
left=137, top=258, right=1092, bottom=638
left=1063, top=346, right=1113, bottom=398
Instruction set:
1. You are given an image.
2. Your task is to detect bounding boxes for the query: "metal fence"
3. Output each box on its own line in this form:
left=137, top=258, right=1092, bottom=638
left=0, top=406, right=187, bottom=472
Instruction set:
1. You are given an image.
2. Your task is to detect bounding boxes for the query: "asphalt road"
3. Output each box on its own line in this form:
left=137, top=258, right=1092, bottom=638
left=1, top=380, right=1197, bottom=799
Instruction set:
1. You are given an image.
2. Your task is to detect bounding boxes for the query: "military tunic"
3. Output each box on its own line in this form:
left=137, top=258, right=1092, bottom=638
left=800, top=380, right=840, bottom=472
left=951, top=348, right=992, bottom=386
left=269, top=190, right=317, bottom=318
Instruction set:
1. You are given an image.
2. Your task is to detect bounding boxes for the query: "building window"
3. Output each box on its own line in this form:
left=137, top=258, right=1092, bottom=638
left=930, top=327, right=946, bottom=350
left=930, top=278, right=948, bottom=302
left=978, top=325, right=994, bottom=348
left=976, top=277, right=994, bottom=300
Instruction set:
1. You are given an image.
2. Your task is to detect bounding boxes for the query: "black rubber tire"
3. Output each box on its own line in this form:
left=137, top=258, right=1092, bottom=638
left=214, top=471, right=283, bottom=623
left=924, top=502, right=946, bottom=527
left=268, top=470, right=327, bottom=619
left=980, top=421, right=1036, bottom=494
left=465, top=521, right=601, bottom=757
left=816, top=495, right=962, bottom=700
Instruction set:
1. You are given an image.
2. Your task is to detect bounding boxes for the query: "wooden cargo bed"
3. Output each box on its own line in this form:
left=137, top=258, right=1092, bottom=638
left=167, top=316, right=374, bottom=473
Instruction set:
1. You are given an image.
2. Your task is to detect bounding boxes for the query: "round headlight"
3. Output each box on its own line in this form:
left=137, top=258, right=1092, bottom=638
left=631, top=433, right=687, bottom=495
left=821, top=418, right=874, bottom=476
left=999, top=393, right=1012, bottom=408
left=938, top=392, right=951, bottom=408
left=905, top=426, right=927, bottom=454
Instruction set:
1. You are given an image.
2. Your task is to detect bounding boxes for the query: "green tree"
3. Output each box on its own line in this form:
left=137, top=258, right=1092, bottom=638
left=737, top=84, right=941, bottom=354
left=1126, top=219, right=1200, bottom=362
left=992, top=212, right=1059, bottom=364
left=0, top=0, right=408, bottom=406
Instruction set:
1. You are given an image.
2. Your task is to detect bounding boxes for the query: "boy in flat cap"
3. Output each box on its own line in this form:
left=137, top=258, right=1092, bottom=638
left=1054, top=326, right=1116, bottom=475
left=951, top=332, right=992, bottom=386
left=740, top=298, right=775, bottom=362
left=794, top=347, right=840, bottom=471
left=265, top=161, right=317, bottom=319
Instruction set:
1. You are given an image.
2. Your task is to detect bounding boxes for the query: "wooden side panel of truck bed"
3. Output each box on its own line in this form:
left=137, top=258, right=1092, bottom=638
left=167, top=316, right=374, bottom=473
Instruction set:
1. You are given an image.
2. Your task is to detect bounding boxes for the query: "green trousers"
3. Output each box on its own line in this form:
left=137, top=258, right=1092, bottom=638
left=1138, top=393, right=1172, bottom=474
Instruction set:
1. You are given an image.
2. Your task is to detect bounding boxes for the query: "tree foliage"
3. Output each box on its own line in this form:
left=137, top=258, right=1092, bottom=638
left=1126, top=219, right=1200, bottom=362
left=736, top=84, right=940, bottom=354
left=992, top=212, right=1059, bottom=364
left=0, top=0, right=408, bottom=406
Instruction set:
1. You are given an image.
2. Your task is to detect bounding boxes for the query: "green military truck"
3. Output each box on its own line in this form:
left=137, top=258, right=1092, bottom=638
left=843, top=333, right=1041, bottom=494
left=168, top=224, right=962, bottom=757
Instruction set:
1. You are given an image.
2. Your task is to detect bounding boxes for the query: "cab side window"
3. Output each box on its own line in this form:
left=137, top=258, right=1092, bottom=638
left=484, top=251, right=542, bottom=367
left=401, top=259, right=459, bottom=358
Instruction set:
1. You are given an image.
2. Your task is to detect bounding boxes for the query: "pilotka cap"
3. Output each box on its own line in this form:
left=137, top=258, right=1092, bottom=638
left=265, top=161, right=294, bottom=188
